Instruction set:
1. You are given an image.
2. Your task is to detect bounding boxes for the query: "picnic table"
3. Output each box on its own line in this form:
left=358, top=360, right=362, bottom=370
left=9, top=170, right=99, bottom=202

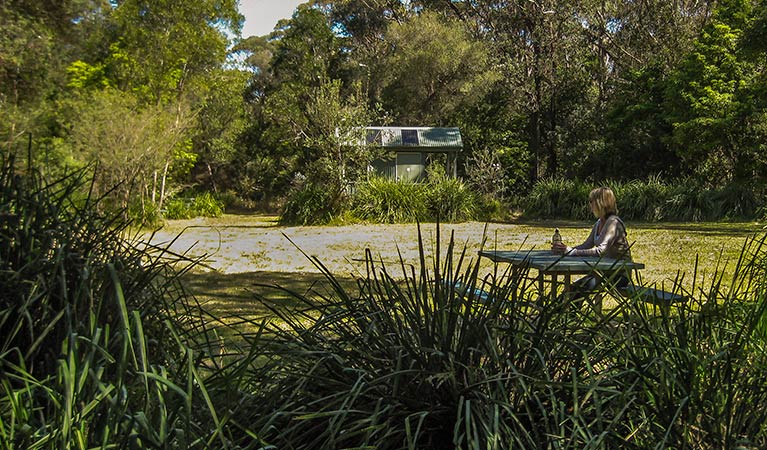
left=479, top=249, right=647, bottom=313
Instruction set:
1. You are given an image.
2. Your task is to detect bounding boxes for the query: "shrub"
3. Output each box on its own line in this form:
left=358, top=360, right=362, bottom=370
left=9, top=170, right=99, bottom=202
left=523, top=177, right=765, bottom=222
left=281, top=181, right=343, bottom=225
left=613, top=175, right=668, bottom=221
left=425, top=175, right=476, bottom=222
left=0, top=154, right=229, bottom=448
left=474, top=194, right=509, bottom=222
left=522, top=177, right=592, bottom=220
left=351, top=176, right=481, bottom=223
left=193, top=191, right=225, bottom=217
left=351, top=176, right=427, bottom=223
left=710, top=182, right=758, bottom=219
left=163, top=191, right=224, bottom=220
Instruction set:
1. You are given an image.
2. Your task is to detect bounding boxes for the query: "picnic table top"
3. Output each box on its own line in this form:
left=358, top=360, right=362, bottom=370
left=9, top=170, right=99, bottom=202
left=479, top=249, right=645, bottom=275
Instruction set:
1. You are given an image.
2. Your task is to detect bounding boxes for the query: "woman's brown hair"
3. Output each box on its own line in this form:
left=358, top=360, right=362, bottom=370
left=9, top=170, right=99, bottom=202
left=589, top=187, right=617, bottom=218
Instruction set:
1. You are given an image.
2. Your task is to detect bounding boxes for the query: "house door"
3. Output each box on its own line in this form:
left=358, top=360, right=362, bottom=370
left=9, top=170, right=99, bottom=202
left=396, top=152, right=422, bottom=182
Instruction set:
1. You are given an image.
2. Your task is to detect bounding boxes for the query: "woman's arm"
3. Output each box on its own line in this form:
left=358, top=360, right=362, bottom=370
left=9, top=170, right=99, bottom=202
left=568, top=222, right=597, bottom=252
left=569, top=219, right=620, bottom=257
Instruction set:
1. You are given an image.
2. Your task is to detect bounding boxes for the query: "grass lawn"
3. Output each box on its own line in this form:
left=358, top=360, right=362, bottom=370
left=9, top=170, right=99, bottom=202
left=154, top=215, right=764, bottom=331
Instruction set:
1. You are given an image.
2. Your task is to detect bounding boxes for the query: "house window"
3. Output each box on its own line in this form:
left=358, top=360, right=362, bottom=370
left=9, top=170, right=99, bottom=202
left=401, top=129, right=419, bottom=145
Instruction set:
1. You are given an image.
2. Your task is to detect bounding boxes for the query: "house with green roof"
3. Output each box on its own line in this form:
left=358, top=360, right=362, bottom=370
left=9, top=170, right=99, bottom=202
left=363, top=127, right=463, bottom=182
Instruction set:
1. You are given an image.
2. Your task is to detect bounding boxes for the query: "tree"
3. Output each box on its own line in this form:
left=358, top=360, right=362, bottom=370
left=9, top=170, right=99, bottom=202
left=380, top=12, right=500, bottom=125
left=68, top=89, right=194, bottom=219
left=269, top=4, right=342, bottom=87
left=187, top=68, right=250, bottom=194
left=0, top=1, right=108, bottom=154
left=244, top=4, right=363, bottom=202
left=58, top=0, right=245, bottom=219
left=106, top=0, right=242, bottom=104
left=665, top=0, right=761, bottom=186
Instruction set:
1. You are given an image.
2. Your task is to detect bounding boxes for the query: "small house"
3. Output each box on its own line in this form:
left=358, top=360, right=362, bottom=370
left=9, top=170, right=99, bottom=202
left=364, top=127, right=462, bottom=182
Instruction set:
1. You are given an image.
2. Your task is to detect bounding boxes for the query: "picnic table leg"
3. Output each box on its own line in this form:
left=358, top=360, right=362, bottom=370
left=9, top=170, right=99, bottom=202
left=551, top=274, right=558, bottom=299
left=591, top=293, right=603, bottom=315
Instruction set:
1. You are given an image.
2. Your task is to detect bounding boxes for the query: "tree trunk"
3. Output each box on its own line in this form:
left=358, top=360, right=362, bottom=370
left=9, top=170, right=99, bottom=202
left=159, top=162, right=169, bottom=210
left=152, top=170, right=158, bottom=203
left=207, top=162, right=217, bottom=193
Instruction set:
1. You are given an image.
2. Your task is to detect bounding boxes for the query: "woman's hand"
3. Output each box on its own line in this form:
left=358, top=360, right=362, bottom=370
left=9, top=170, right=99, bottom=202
left=551, top=241, right=568, bottom=255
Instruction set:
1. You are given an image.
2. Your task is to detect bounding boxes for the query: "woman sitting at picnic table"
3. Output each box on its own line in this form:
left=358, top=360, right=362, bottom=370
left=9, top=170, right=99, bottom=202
left=551, top=186, right=633, bottom=300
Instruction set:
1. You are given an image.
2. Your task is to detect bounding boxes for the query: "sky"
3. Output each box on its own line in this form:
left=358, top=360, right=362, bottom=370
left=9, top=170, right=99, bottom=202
left=239, top=0, right=306, bottom=37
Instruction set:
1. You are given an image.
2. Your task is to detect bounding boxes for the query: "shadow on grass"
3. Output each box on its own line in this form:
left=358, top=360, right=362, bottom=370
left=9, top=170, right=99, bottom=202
left=182, top=270, right=358, bottom=325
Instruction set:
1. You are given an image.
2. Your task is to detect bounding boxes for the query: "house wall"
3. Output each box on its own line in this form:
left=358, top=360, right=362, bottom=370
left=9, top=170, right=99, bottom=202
left=396, top=152, right=424, bottom=182
left=370, top=149, right=458, bottom=181
left=371, top=158, right=396, bottom=179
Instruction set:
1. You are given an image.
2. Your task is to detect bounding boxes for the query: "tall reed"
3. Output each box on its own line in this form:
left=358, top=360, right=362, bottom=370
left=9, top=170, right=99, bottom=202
left=0, top=153, right=236, bottom=449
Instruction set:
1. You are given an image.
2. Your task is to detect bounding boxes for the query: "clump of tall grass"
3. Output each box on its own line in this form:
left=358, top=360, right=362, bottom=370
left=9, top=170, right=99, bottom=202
left=425, top=174, right=476, bottom=222
left=219, top=223, right=767, bottom=449
left=351, top=175, right=477, bottom=223
left=522, top=178, right=593, bottom=220
left=524, top=177, right=762, bottom=221
left=614, top=175, right=667, bottom=221
left=610, top=236, right=767, bottom=447
left=0, top=153, right=233, bottom=448
left=280, top=181, right=342, bottom=225
left=351, top=176, right=427, bottom=223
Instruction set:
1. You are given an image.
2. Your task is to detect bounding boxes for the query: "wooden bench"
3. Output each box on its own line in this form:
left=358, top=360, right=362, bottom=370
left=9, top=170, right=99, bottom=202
left=618, top=284, right=686, bottom=314
left=444, top=279, right=685, bottom=315
left=443, top=280, right=493, bottom=303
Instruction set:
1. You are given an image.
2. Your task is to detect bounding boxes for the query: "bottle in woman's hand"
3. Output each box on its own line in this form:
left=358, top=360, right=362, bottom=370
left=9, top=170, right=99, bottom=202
left=551, top=228, right=564, bottom=254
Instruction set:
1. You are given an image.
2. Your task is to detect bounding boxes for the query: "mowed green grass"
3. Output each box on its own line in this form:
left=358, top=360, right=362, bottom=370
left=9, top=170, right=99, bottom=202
left=173, top=216, right=765, bottom=331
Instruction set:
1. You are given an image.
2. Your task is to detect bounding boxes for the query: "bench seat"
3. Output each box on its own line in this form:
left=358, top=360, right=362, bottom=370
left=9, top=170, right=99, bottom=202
left=445, top=280, right=493, bottom=303
left=619, top=284, right=686, bottom=312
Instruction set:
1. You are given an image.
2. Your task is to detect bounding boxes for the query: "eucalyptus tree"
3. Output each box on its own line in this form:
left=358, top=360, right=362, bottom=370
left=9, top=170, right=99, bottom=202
left=61, top=0, right=244, bottom=219
left=577, top=0, right=712, bottom=180
left=230, top=35, right=284, bottom=201
left=68, top=89, right=193, bottom=218
left=247, top=3, right=376, bottom=211
left=407, top=0, right=714, bottom=183
left=380, top=11, right=500, bottom=126
left=314, top=0, right=415, bottom=105
left=105, top=0, right=241, bottom=103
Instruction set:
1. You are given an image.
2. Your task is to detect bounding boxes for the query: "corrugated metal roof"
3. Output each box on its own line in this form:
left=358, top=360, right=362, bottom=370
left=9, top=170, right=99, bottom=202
left=364, top=127, right=463, bottom=149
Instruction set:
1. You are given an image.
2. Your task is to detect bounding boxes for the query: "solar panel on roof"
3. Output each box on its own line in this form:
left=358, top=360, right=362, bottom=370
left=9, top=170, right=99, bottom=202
left=401, top=129, right=418, bottom=145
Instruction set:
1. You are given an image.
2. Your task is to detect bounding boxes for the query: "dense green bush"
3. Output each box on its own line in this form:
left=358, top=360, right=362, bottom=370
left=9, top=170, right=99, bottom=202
left=351, top=176, right=427, bottom=223
left=280, top=181, right=342, bottom=225
left=282, top=176, right=499, bottom=225
left=522, top=178, right=593, bottom=220
left=0, top=155, right=230, bottom=448
left=351, top=176, right=479, bottom=223
left=163, top=191, right=225, bottom=220
left=524, top=177, right=764, bottom=221
left=425, top=174, right=476, bottom=222
left=474, top=194, right=509, bottom=222
left=614, top=175, right=668, bottom=221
